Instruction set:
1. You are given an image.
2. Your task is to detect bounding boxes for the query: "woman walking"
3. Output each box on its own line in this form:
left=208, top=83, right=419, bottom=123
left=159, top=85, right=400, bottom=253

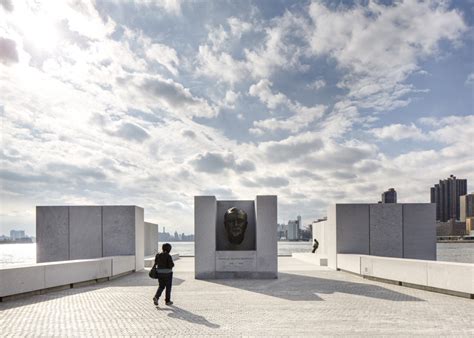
left=153, top=243, right=174, bottom=306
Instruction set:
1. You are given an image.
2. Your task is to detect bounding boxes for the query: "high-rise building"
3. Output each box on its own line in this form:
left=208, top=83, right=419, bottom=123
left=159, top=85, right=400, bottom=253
left=10, top=230, right=25, bottom=240
left=287, top=220, right=299, bottom=241
left=430, top=175, right=468, bottom=222
left=381, top=188, right=397, bottom=203
left=459, top=193, right=474, bottom=222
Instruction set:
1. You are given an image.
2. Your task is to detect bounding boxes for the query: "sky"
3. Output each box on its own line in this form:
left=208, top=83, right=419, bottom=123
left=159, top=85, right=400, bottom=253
left=0, top=0, right=473, bottom=236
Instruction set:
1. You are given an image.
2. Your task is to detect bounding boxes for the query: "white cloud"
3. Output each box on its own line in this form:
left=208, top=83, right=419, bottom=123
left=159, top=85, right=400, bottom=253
left=227, top=17, right=252, bottom=38
left=145, top=42, right=180, bottom=76
left=137, top=0, right=182, bottom=16
left=249, top=79, right=287, bottom=109
left=465, top=73, right=474, bottom=85
left=369, top=123, right=427, bottom=141
left=197, top=45, right=248, bottom=86
left=249, top=79, right=326, bottom=133
left=308, top=79, right=326, bottom=90
left=307, top=1, right=467, bottom=111
left=118, top=74, right=217, bottom=119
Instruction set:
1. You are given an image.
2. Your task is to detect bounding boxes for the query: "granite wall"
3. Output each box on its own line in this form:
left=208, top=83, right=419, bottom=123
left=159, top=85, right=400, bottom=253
left=323, top=203, right=436, bottom=269
left=36, top=205, right=144, bottom=271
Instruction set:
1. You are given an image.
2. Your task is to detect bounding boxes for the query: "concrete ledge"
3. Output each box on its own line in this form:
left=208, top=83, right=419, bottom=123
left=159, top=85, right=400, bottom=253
left=336, top=254, right=361, bottom=274
left=338, top=254, right=474, bottom=298
left=144, top=253, right=180, bottom=267
left=292, top=253, right=328, bottom=266
left=111, top=256, right=136, bottom=276
left=0, top=264, right=45, bottom=297
left=0, top=255, right=136, bottom=300
left=44, top=258, right=111, bottom=288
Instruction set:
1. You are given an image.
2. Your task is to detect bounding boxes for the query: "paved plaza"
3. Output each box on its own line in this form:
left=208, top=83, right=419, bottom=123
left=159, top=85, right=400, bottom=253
left=0, top=257, right=473, bottom=336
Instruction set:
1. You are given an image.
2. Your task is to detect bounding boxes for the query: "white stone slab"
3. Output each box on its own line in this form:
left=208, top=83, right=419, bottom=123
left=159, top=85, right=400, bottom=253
left=194, top=196, right=217, bottom=279
left=111, top=256, right=136, bottom=276
left=427, top=261, right=474, bottom=294
left=312, top=220, right=326, bottom=255
left=216, top=251, right=257, bottom=271
left=360, top=255, right=428, bottom=285
left=326, top=204, right=338, bottom=269
left=134, top=207, right=144, bottom=271
left=255, top=195, right=277, bottom=276
left=337, top=254, right=361, bottom=274
left=44, top=258, right=112, bottom=288
left=370, top=204, right=403, bottom=258
left=0, top=265, right=45, bottom=297
left=292, top=252, right=328, bottom=266
left=144, top=222, right=158, bottom=256
left=36, top=206, right=69, bottom=262
left=69, top=206, right=102, bottom=260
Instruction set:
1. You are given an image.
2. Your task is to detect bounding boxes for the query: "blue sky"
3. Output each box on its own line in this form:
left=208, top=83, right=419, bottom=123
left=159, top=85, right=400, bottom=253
left=0, top=0, right=473, bottom=235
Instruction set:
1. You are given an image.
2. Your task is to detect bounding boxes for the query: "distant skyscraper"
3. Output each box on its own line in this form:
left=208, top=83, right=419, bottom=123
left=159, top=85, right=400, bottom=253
left=430, top=175, right=468, bottom=222
left=10, top=230, right=25, bottom=240
left=381, top=188, right=397, bottom=203
left=287, top=220, right=298, bottom=241
left=459, top=193, right=474, bottom=222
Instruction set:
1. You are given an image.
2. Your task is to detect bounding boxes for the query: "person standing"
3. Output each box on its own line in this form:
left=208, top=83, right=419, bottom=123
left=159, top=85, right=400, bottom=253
left=312, top=238, right=319, bottom=253
left=153, top=243, right=174, bottom=306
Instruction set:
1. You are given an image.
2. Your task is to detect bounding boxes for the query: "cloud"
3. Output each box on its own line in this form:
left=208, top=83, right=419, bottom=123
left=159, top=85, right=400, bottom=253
left=181, top=129, right=196, bottom=139
left=369, top=123, right=427, bottom=141
left=120, top=75, right=216, bottom=118
left=260, top=133, right=323, bottom=163
left=288, top=169, right=323, bottom=181
left=145, top=42, right=180, bottom=76
left=227, top=17, right=252, bottom=38
left=197, top=45, right=248, bottom=85
left=135, top=0, right=182, bottom=16
left=465, top=73, right=474, bottom=86
left=190, top=151, right=255, bottom=174
left=244, top=11, right=307, bottom=79
left=114, top=122, right=150, bottom=142
left=249, top=79, right=326, bottom=133
left=157, top=0, right=182, bottom=16
left=307, top=1, right=467, bottom=111
left=249, top=79, right=287, bottom=109
left=0, top=37, right=19, bottom=64
left=240, top=176, right=289, bottom=188
left=308, top=79, right=326, bottom=91
left=0, top=0, right=13, bottom=12
left=304, top=140, right=378, bottom=171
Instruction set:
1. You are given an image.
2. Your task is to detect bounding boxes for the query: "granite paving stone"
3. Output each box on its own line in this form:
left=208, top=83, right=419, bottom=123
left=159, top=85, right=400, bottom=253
left=0, top=257, right=472, bottom=336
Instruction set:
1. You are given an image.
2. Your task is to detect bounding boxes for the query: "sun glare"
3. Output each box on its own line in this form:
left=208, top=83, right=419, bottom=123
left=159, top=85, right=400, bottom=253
left=25, top=17, right=59, bottom=51
left=14, top=3, right=60, bottom=52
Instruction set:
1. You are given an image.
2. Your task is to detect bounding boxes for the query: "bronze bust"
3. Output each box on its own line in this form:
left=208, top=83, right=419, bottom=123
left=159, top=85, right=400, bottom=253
left=224, top=207, right=248, bottom=244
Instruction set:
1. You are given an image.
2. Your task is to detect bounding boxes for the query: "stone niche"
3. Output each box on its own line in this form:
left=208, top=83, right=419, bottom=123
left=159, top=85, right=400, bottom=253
left=194, top=195, right=277, bottom=279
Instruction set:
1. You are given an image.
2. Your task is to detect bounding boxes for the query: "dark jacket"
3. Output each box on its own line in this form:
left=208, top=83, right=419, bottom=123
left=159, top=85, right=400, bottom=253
left=155, top=252, right=174, bottom=272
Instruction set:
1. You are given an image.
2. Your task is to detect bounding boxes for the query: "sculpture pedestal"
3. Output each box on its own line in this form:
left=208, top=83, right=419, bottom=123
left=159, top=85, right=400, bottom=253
left=194, top=195, right=278, bottom=279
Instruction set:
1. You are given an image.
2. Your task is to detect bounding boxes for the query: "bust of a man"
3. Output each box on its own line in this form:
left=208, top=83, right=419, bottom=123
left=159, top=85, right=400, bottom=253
left=224, top=207, right=248, bottom=244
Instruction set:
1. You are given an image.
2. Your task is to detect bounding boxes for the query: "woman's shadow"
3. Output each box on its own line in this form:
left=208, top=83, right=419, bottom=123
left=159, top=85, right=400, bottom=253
left=156, top=305, right=220, bottom=328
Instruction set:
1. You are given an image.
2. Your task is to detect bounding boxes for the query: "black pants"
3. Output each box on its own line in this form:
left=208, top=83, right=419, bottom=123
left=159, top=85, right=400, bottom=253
left=154, top=272, right=172, bottom=302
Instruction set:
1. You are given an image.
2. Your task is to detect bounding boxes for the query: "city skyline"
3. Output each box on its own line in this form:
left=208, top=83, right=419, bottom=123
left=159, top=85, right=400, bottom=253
left=1, top=1, right=473, bottom=235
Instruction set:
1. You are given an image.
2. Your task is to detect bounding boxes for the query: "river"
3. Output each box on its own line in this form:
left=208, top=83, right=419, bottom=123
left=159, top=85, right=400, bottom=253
left=0, top=242, right=472, bottom=267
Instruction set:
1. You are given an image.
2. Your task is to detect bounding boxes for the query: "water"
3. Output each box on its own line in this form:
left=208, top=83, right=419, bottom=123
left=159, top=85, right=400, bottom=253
left=0, top=242, right=473, bottom=267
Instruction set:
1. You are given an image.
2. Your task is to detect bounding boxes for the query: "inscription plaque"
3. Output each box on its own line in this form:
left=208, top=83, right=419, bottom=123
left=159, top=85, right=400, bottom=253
left=216, top=251, right=257, bottom=271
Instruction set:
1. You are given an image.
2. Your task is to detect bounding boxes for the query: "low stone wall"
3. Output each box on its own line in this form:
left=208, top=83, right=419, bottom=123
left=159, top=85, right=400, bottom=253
left=0, top=256, right=135, bottom=300
left=337, top=254, right=474, bottom=298
left=291, top=253, right=328, bottom=266
left=144, top=253, right=180, bottom=267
